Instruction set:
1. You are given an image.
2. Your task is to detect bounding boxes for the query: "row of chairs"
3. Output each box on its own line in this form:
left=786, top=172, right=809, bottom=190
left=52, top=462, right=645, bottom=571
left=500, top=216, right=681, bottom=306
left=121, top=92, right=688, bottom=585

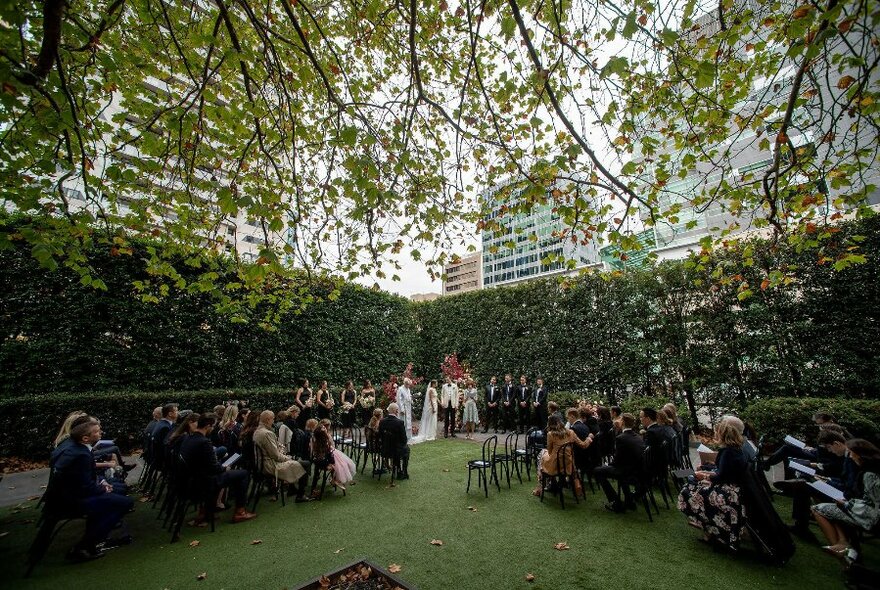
left=467, top=429, right=544, bottom=498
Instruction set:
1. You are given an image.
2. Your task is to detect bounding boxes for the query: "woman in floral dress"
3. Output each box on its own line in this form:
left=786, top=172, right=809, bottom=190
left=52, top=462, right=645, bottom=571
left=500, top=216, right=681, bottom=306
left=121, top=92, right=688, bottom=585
left=678, top=420, right=748, bottom=549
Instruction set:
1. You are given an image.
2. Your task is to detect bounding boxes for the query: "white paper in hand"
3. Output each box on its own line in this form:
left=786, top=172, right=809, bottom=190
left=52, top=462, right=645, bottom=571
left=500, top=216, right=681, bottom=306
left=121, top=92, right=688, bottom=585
left=697, top=444, right=715, bottom=454
left=790, top=461, right=816, bottom=476
left=809, top=480, right=845, bottom=501
left=784, top=435, right=807, bottom=449
left=222, top=453, right=241, bottom=468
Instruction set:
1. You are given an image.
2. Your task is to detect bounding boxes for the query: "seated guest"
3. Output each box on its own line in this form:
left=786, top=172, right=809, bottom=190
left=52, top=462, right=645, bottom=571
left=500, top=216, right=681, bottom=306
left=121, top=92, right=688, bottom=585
left=720, top=415, right=757, bottom=463
left=54, top=410, right=87, bottom=448
left=811, top=439, right=880, bottom=560
left=144, top=407, right=163, bottom=437
left=253, top=411, right=311, bottom=502
left=657, top=409, right=679, bottom=443
left=238, top=410, right=261, bottom=449
left=662, top=403, right=685, bottom=434
left=567, top=409, right=592, bottom=474
left=217, top=405, right=241, bottom=455
left=548, top=402, right=563, bottom=425
left=378, top=403, right=410, bottom=479
left=534, top=415, right=592, bottom=496
left=595, top=413, right=645, bottom=512
left=277, top=410, right=295, bottom=454
left=763, top=411, right=851, bottom=471
left=285, top=407, right=310, bottom=459
left=366, top=409, right=383, bottom=450
left=309, top=424, right=336, bottom=494
left=595, top=406, right=614, bottom=456
left=48, top=420, right=134, bottom=561
left=179, top=415, right=257, bottom=523
left=641, top=407, right=675, bottom=477
left=678, top=420, right=748, bottom=550
left=610, top=406, right=623, bottom=433
left=776, top=430, right=856, bottom=538
left=151, top=404, right=179, bottom=469
left=166, top=413, right=200, bottom=459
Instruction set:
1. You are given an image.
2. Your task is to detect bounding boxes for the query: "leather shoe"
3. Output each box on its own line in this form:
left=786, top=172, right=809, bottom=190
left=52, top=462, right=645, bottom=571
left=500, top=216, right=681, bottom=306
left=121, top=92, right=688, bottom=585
left=603, top=502, right=625, bottom=513
left=67, top=548, right=104, bottom=562
left=232, top=509, right=257, bottom=523
left=398, top=473, right=410, bottom=480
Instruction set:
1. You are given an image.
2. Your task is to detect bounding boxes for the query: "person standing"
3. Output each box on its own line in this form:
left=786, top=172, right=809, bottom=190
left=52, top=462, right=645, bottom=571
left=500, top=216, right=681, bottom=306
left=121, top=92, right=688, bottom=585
left=411, top=380, right=438, bottom=445
left=532, top=377, right=548, bottom=430
left=484, top=376, right=500, bottom=433
left=440, top=375, right=459, bottom=438
left=340, top=380, right=358, bottom=438
left=397, top=377, right=414, bottom=440
left=316, top=380, right=333, bottom=422
left=295, top=379, right=314, bottom=428
left=501, top=374, right=515, bottom=434
left=462, top=379, right=480, bottom=440
left=516, top=375, right=531, bottom=434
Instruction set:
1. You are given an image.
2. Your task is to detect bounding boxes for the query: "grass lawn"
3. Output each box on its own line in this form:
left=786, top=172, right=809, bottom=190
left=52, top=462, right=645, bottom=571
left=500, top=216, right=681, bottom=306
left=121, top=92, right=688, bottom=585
left=0, top=439, right=871, bottom=589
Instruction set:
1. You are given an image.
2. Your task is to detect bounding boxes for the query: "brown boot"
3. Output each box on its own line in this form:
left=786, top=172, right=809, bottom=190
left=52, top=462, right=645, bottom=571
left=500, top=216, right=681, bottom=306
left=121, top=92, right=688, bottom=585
left=232, top=507, right=257, bottom=523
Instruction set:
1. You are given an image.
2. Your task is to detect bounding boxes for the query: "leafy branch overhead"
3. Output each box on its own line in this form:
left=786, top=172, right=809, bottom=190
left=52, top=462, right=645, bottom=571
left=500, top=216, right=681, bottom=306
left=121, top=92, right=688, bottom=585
left=0, top=0, right=877, bottom=309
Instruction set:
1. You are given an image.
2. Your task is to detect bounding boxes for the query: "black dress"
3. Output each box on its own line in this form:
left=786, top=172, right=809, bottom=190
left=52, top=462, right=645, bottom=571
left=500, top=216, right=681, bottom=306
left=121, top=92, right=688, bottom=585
left=316, top=388, right=331, bottom=420
left=341, top=388, right=357, bottom=428
left=297, top=387, right=313, bottom=428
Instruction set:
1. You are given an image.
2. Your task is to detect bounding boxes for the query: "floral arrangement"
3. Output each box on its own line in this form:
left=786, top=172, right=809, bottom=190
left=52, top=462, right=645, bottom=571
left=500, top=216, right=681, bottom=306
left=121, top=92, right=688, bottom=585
left=440, top=353, right=467, bottom=383
left=382, top=375, right=399, bottom=403
left=305, top=398, right=314, bottom=408
left=380, top=363, right=425, bottom=406
left=342, top=402, right=354, bottom=411
left=359, top=395, right=375, bottom=408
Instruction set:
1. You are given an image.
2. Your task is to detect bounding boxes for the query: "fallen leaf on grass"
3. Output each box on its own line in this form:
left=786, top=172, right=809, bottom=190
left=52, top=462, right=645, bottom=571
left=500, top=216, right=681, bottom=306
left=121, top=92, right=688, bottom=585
left=442, top=469, right=450, bottom=472
left=196, top=572, right=207, bottom=581
left=525, top=573, right=536, bottom=582
left=333, top=547, right=343, bottom=554
left=387, top=564, right=402, bottom=573
left=6, top=487, right=14, bottom=490
left=430, top=539, right=444, bottom=546
left=39, top=485, right=47, bottom=489
left=467, top=506, right=477, bottom=512
left=189, top=540, right=200, bottom=548
left=251, top=539, right=263, bottom=545
left=0, top=532, right=9, bottom=538
left=26, top=495, right=41, bottom=501
left=554, top=542, right=570, bottom=551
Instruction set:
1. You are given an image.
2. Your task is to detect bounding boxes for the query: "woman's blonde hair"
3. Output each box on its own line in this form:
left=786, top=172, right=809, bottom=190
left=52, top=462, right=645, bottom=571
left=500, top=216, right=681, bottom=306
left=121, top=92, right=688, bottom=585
left=305, top=418, right=319, bottom=431
left=54, top=410, right=87, bottom=447
left=657, top=409, right=673, bottom=426
left=715, top=420, right=744, bottom=448
left=221, top=405, right=239, bottom=426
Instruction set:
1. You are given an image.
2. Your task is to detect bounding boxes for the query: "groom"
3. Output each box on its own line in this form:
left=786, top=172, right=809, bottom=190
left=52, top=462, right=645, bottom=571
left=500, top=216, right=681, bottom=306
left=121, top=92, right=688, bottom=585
left=396, top=378, right=414, bottom=440
left=378, top=403, right=410, bottom=479
left=440, top=375, right=459, bottom=438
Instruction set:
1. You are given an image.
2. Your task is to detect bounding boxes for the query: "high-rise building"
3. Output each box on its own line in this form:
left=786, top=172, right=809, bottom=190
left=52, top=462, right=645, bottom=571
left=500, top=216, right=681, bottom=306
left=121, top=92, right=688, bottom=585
left=480, top=180, right=603, bottom=288
left=442, top=252, right=482, bottom=295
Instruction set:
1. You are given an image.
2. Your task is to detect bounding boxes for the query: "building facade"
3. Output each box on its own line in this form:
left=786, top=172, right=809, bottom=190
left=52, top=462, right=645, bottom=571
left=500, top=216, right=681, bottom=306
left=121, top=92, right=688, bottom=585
left=442, top=252, right=482, bottom=295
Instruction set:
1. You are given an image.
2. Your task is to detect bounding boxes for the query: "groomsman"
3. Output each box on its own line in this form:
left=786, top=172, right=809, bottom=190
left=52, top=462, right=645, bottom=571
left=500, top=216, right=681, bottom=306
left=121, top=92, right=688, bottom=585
left=532, top=376, right=548, bottom=429
left=516, top=375, right=531, bottom=434
left=440, top=376, right=459, bottom=438
left=501, top=374, right=515, bottom=433
left=484, top=376, right=500, bottom=433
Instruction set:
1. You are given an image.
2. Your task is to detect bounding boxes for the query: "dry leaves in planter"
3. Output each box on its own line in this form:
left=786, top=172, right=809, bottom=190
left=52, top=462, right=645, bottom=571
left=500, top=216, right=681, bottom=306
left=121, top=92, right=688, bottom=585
left=525, top=573, right=536, bottom=582
left=189, top=540, right=200, bottom=548
left=196, top=572, right=207, bottom=581
left=387, top=564, right=402, bottom=573
left=429, top=539, right=443, bottom=546
left=554, top=542, right=570, bottom=551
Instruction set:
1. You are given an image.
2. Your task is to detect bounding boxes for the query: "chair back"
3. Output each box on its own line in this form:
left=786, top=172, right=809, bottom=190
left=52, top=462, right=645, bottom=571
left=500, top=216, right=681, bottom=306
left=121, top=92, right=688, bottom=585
left=481, top=435, right=498, bottom=464
left=239, top=438, right=256, bottom=472
left=503, top=431, right=516, bottom=456
left=556, top=441, right=574, bottom=477
left=380, top=429, right=399, bottom=461
left=252, top=443, right=266, bottom=476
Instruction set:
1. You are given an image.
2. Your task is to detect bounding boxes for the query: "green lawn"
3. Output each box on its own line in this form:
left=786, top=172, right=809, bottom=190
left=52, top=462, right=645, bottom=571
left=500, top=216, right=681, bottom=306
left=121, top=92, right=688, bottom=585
left=0, top=440, right=869, bottom=589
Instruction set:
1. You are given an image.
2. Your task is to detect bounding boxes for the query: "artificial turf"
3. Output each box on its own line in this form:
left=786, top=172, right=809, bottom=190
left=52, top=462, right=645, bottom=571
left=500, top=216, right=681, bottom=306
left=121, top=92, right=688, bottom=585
left=0, top=439, right=872, bottom=589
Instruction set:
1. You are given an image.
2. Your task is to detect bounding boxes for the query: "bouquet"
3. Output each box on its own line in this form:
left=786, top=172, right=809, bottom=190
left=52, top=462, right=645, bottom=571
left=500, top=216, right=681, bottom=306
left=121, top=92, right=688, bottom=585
left=326, top=398, right=335, bottom=408
left=360, top=395, right=375, bottom=408
left=412, top=424, right=420, bottom=436
left=305, top=398, right=314, bottom=408
left=342, top=402, right=354, bottom=411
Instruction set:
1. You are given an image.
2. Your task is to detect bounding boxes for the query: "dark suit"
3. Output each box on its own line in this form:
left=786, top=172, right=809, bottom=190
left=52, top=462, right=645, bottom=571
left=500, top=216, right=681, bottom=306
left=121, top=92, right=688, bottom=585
left=378, top=415, right=410, bottom=476
left=516, top=384, right=531, bottom=433
left=49, top=440, right=133, bottom=552
left=180, top=432, right=250, bottom=508
left=484, top=383, right=500, bottom=433
left=644, top=422, right=674, bottom=476
left=594, top=429, right=646, bottom=509
left=151, top=419, right=174, bottom=468
left=569, top=420, right=592, bottom=472
left=501, top=382, right=516, bottom=432
left=532, top=386, right=548, bottom=429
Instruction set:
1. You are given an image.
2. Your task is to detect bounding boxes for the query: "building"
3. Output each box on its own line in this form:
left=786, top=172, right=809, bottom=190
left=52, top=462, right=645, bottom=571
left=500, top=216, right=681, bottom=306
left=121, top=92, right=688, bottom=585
left=480, top=179, right=603, bottom=288
left=410, top=292, right=441, bottom=302
left=631, top=2, right=880, bottom=262
left=442, top=252, right=482, bottom=295
left=599, top=229, right=657, bottom=270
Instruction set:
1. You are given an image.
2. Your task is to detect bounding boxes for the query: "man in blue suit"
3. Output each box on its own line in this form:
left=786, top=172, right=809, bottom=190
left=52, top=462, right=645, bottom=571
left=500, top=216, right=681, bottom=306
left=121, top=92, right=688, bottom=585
left=49, top=419, right=134, bottom=561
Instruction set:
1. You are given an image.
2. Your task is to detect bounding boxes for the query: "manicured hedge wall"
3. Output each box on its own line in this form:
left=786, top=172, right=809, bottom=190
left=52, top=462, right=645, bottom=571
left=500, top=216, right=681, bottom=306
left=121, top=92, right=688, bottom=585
left=742, top=397, right=880, bottom=446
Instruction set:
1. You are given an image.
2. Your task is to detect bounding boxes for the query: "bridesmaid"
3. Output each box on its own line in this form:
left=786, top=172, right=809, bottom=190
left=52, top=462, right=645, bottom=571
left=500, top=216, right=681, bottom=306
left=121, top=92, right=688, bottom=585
left=295, top=378, right=314, bottom=428
left=316, top=380, right=333, bottom=422
left=360, top=379, right=377, bottom=426
left=340, top=380, right=358, bottom=438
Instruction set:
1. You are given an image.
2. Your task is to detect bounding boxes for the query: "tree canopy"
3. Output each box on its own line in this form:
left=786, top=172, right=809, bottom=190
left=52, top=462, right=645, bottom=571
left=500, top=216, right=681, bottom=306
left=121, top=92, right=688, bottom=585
left=1, top=0, right=877, bottom=312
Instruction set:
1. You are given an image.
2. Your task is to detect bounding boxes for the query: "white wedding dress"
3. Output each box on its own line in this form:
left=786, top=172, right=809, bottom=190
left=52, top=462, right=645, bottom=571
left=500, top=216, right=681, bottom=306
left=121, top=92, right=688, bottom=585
left=410, top=388, right=438, bottom=445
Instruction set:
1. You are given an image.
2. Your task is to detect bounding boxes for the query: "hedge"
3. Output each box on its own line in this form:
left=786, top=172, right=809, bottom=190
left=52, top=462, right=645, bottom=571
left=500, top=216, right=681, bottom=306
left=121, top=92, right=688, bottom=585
left=1, top=388, right=297, bottom=460
left=741, top=397, right=880, bottom=446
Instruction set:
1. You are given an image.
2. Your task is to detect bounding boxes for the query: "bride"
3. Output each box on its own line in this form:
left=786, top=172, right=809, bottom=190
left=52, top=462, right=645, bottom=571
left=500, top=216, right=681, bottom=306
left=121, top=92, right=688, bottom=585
left=410, top=380, right=438, bottom=445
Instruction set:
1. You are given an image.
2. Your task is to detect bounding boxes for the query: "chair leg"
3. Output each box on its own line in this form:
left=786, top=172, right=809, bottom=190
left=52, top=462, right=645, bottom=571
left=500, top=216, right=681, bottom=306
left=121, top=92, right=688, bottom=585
left=466, top=469, right=472, bottom=494
left=483, top=469, right=489, bottom=498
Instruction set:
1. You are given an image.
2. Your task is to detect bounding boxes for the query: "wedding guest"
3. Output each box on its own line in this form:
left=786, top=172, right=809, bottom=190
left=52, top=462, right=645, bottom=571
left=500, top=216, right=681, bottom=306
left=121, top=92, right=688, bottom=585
left=548, top=401, right=562, bottom=425
left=533, top=415, right=592, bottom=496
left=315, top=380, right=332, bottom=421
left=533, top=377, right=549, bottom=429
left=48, top=420, right=134, bottom=561
left=277, top=410, right=295, bottom=454
left=657, top=409, right=678, bottom=442
left=610, top=406, right=622, bottom=433
left=144, top=407, right=163, bottom=439
left=309, top=425, right=336, bottom=495
left=179, top=415, right=257, bottom=523
left=484, top=376, right=500, bottom=433
left=217, top=405, right=241, bottom=456
left=238, top=410, right=261, bottom=450
left=378, top=403, right=410, bottom=479
left=150, top=403, right=178, bottom=471
left=440, top=375, right=459, bottom=439
left=762, top=411, right=852, bottom=471
left=462, top=379, right=479, bottom=440
left=397, top=378, right=414, bottom=440
left=166, top=412, right=200, bottom=458
left=595, top=413, right=645, bottom=512
left=678, top=419, right=748, bottom=550
left=811, top=439, right=880, bottom=560
left=501, top=373, right=515, bottom=434
left=340, top=380, right=358, bottom=437
left=54, top=410, right=87, bottom=448
left=366, top=409, right=383, bottom=449
left=568, top=408, right=593, bottom=474
left=295, top=378, right=314, bottom=427
left=516, top=375, right=531, bottom=434
left=662, top=402, right=685, bottom=433
left=253, top=411, right=311, bottom=502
